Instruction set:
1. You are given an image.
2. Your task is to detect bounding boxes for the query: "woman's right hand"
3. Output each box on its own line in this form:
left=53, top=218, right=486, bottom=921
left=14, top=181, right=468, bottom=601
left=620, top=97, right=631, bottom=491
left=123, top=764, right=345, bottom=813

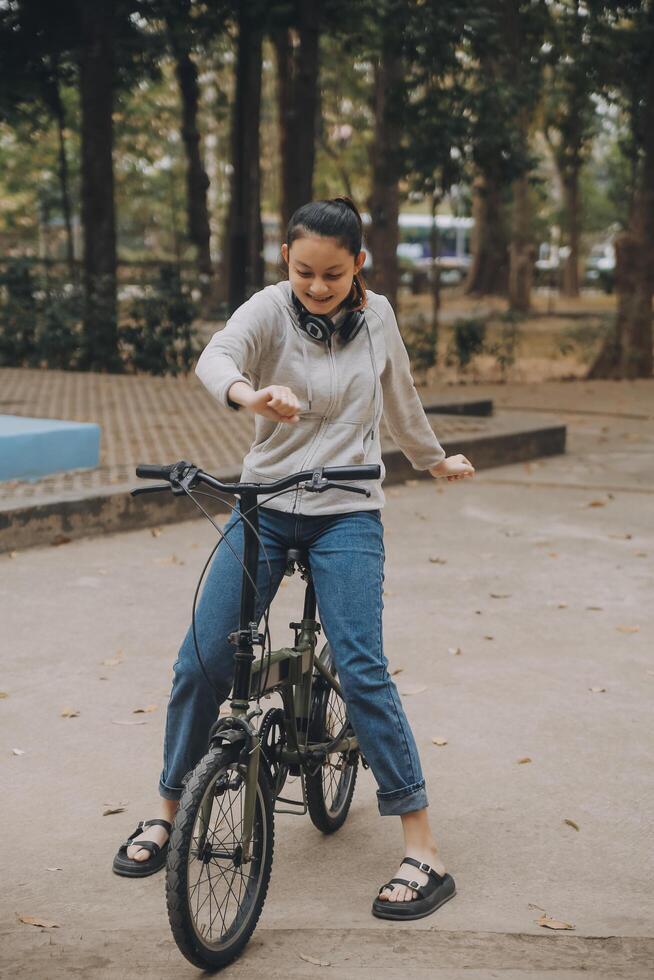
left=240, top=384, right=301, bottom=423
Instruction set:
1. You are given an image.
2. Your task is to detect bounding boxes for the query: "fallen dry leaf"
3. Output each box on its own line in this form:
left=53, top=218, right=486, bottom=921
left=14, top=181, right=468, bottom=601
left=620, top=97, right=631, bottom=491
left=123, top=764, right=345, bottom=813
left=608, top=532, right=632, bottom=539
left=432, top=737, right=448, bottom=746
left=60, top=707, right=80, bottom=718
left=8, top=551, right=18, bottom=558
left=51, top=534, right=72, bottom=546
left=490, top=592, right=512, bottom=599
left=0, top=691, right=8, bottom=699
left=586, top=606, right=603, bottom=611
left=447, top=647, right=462, bottom=655
left=103, top=805, right=127, bottom=816
left=133, top=704, right=157, bottom=714
left=557, top=602, right=568, bottom=609
left=429, top=556, right=447, bottom=564
left=398, top=683, right=428, bottom=696
left=101, top=650, right=125, bottom=667
left=616, top=624, right=640, bottom=633
left=484, top=635, right=494, bottom=640
left=588, top=686, right=606, bottom=693
left=12, top=748, right=25, bottom=755
left=17, top=914, right=59, bottom=928
left=517, top=757, right=532, bottom=764
left=112, top=719, right=147, bottom=726
left=150, top=527, right=162, bottom=537
left=299, top=954, right=331, bottom=967
left=564, top=819, right=580, bottom=831
left=535, top=914, right=575, bottom=930
left=586, top=500, right=606, bottom=508
left=390, top=666, right=404, bottom=676
left=548, top=552, right=559, bottom=557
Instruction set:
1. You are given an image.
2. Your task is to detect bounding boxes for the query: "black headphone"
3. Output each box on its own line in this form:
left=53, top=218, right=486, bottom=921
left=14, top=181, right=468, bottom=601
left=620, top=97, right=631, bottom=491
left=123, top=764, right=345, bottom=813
left=291, top=289, right=366, bottom=345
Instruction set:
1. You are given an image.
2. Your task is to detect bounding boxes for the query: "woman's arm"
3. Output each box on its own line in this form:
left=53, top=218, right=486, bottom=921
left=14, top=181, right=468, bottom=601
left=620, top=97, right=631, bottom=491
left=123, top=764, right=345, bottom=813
left=379, top=297, right=447, bottom=471
left=195, top=291, right=278, bottom=411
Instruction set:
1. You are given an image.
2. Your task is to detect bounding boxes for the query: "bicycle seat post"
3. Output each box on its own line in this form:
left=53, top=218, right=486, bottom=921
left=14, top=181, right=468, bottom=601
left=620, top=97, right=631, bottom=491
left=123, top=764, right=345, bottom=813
left=229, top=491, right=262, bottom=718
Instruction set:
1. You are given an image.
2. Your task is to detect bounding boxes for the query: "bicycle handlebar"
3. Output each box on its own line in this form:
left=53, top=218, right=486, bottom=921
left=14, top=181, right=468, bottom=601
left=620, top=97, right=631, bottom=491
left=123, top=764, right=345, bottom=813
left=132, top=460, right=381, bottom=499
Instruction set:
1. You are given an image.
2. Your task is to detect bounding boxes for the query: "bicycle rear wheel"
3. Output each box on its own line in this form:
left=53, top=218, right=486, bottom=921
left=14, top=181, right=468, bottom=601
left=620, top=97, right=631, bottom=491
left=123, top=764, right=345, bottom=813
left=305, top=641, right=359, bottom=833
left=166, top=744, right=274, bottom=970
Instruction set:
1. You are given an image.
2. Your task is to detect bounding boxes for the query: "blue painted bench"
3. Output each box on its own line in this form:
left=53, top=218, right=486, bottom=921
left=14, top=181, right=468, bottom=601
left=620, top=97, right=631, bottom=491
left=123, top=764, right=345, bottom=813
left=0, top=416, right=101, bottom=482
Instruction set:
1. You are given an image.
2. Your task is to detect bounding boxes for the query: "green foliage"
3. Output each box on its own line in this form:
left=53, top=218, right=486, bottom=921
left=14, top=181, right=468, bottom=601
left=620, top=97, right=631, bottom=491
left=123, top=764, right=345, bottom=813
left=0, top=260, right=38, bottom=366
left=485, top=311, right=522, bottom=379
left=0, top=259, right=82, bottom=368
left=120, top=264, right=202, bottom=375
left=447, top=315, right=487, bottom=370
left=402, top=311, right=438, bottom=373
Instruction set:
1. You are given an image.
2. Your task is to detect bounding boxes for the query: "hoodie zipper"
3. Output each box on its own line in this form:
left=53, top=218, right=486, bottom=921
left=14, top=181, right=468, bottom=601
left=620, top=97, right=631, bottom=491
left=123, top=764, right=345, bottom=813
left=292, top=331, right=337, bottom=514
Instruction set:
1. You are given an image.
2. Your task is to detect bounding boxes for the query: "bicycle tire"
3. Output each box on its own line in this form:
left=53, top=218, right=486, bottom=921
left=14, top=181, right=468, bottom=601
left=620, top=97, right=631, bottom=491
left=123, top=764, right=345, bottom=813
left=305, top=641, right=359, bottom=833
left=166, top=743, right=274, bottom=970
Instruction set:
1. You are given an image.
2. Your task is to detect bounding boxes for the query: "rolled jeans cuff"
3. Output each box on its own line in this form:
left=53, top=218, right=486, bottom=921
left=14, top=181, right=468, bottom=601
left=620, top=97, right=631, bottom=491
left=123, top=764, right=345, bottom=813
left=159, top=775, right=184, bottom=801
left=377, top=779, right=429, bottom=816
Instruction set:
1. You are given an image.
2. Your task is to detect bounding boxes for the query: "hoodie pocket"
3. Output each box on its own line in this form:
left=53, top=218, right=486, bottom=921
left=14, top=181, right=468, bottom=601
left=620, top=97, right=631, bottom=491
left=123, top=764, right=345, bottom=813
left=309, top=419, right=367, bottom=468
left=244, top=415, right=323, bottom=479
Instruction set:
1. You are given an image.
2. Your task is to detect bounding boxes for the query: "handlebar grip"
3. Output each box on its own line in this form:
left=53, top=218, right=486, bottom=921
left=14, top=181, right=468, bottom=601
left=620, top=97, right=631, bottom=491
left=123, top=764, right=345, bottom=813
left=322, top=464, right=381, bottom=481
left=135, top=463, right=176, bottom=480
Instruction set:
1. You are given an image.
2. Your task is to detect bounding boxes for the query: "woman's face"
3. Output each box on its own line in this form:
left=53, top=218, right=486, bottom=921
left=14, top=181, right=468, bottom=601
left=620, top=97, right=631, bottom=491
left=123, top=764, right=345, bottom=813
left=282, top=234, right=366, bottom=319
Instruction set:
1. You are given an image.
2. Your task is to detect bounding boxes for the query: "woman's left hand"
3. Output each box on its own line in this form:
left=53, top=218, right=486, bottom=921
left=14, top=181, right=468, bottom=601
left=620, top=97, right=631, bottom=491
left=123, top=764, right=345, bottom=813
left=429, top=454, right=475, bottom=481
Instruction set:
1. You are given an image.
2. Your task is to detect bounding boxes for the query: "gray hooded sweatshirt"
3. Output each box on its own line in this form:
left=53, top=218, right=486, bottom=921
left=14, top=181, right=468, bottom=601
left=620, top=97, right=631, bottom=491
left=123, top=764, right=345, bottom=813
left=195, top=279, right=446, bottom=515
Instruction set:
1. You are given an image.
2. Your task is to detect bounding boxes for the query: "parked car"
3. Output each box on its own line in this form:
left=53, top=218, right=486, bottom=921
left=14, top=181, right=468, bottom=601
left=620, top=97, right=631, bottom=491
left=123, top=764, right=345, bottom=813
left=584, top=242, right=615, bottom=293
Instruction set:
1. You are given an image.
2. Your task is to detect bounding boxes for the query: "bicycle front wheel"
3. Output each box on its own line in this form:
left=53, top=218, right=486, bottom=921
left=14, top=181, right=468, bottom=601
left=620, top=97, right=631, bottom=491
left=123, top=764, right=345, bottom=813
left=166, top=744, right=274, bottom=970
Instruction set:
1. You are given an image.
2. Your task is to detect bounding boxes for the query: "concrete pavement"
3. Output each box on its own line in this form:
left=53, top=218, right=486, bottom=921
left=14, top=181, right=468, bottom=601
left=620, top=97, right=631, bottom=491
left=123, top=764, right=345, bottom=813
left=2, top=378, right=653, bottom=978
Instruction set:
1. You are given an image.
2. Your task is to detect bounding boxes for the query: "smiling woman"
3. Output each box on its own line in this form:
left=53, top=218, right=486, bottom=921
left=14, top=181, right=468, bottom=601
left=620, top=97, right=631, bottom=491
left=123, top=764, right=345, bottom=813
left=114, top=195, right=470, bottom=928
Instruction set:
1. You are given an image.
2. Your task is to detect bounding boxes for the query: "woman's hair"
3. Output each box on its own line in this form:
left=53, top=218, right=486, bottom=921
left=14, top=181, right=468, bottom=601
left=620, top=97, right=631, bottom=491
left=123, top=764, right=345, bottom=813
left=286, top=196, right=367, bottom=310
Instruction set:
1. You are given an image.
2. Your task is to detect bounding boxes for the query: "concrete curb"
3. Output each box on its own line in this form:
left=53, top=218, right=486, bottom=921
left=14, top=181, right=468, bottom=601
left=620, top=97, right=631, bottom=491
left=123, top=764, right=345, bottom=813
left=0, top=413, right=565, bottom=553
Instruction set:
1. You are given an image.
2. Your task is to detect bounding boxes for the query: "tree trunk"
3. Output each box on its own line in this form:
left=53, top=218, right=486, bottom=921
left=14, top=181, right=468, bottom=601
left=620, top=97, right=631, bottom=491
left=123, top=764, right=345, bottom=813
left=429, top=193, right=441, bottom=365
left=51, top=77, right=76, bottom=280
left=508, top=170, right=533, bottom=313
left=174, top=47, right=212, bottom=285
left=366, top=34, right=402, bottom=310
left=226, top=1, right=263, bottom=311
left=588, top=22, right=654, bottom=379
left=561, top=171, right=580, bottom=297
left=273, top=1, right=321, bottom=234
left=464, top=172, right=510, bottom=296
left=76, top=1, right=120, bottom=371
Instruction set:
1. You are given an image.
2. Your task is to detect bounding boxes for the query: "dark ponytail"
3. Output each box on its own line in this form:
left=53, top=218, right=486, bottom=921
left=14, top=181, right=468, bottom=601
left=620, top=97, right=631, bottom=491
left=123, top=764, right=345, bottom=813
left=286, top=196, right=367, bottom=310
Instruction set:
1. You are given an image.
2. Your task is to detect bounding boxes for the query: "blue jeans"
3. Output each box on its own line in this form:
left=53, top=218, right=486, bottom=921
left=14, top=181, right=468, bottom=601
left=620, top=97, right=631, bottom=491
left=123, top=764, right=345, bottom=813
left=159, top=501, right=429, bottom=816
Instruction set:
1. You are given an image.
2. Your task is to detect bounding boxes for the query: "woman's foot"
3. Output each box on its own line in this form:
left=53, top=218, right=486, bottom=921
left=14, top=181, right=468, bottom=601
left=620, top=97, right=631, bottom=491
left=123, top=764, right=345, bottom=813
left=127, top=800, right=179, bottom=861
left=377, top=847, right=447, bottom=903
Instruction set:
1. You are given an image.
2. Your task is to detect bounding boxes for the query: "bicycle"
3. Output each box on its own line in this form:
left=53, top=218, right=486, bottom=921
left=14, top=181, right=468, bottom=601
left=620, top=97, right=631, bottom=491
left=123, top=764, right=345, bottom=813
left=130, top=458, right=381, bottom=971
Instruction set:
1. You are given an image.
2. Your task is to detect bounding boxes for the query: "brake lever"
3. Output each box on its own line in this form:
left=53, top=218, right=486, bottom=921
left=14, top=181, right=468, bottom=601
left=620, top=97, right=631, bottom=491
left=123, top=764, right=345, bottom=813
left=329, top=481, right=371, bottom=497
left=130, top=484, right=170, bottom=497
left=302, top=478, right=370, bottom=498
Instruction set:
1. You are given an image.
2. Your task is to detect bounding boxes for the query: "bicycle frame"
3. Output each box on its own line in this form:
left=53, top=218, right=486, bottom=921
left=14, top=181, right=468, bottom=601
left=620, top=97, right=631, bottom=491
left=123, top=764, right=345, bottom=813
left=212, top=489, right=359, bottom=861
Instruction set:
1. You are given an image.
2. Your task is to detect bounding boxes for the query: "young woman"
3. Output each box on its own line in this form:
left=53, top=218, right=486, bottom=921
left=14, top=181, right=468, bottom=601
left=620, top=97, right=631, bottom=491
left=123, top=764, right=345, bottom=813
left=113, top=196, right=474, bottom=920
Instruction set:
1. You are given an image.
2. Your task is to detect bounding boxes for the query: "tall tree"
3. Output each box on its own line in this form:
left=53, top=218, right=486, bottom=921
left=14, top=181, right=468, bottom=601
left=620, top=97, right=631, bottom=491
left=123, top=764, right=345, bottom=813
left=271, top=0, right=322, bottom=232
left=462, top=0, right=547, bottom=304
left=542, top=0, right=598, bottom=297
left=587, top=0, right=654, bottom=379
left=225, top=0, right=264, bottom=309
left=76, top=0, right=121, bottom=370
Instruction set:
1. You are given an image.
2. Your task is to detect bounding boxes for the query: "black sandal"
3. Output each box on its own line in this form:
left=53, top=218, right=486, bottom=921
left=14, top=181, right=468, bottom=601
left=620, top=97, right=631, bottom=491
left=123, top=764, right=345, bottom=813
left=372, top=856, right=456, bottom=920
left=112, top=819, right=172, bottom=878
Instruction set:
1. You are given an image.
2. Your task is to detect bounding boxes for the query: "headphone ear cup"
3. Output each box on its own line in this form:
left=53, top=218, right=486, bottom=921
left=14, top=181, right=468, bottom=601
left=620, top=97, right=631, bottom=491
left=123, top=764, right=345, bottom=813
left=339, top=310, right=366, bottom=344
